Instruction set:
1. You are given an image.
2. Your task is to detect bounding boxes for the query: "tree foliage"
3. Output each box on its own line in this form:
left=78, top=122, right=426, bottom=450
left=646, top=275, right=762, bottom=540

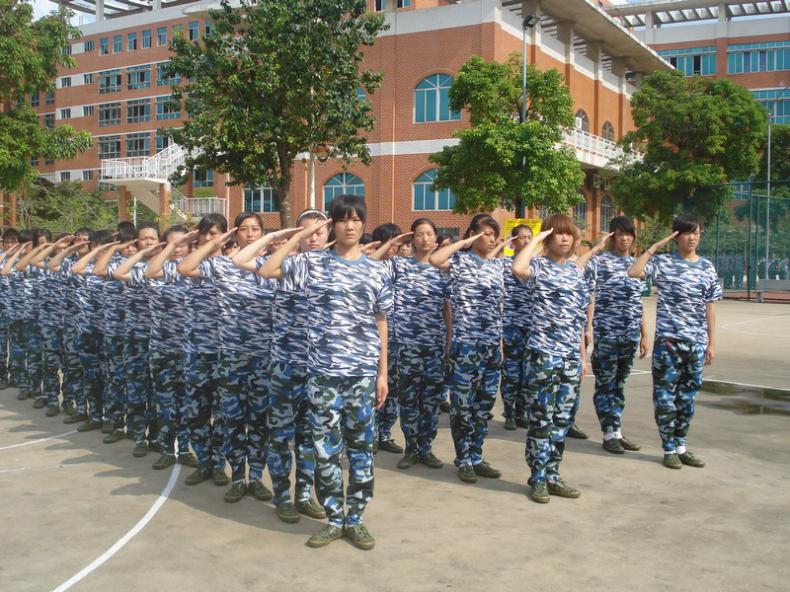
left=429, top=54, right=583, bottom=214
left=610, top=70, right=767, bottom=223
left=0, top=1, right=92, bottom=192
left=165, top=0, right=387, bottom=227
left=17, top=180, right=118, bottom=232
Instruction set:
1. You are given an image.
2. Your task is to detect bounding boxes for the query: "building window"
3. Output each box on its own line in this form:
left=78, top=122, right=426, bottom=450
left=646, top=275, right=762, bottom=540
left=156, top=95, right=180, bottom=120
left=599, top=196, right=615, bottom=232
left=44, top=157, right=54, bottom=166
left=205, top=22, right=212, bottom=36
left=43, top=113, right=55, bottom=128
left=157, top=27, right=167, bottom=46
left=100, top=37, right=108, bottom=55
left=323, top=173, right=364, bottom=210
left=113, top=34, right=122, bottom=53
left=30, top=157, right=39, bottom=167
left=244, top=186, right=278, bottom=213
left=98, top=69, right=122, bottom=94
left=127, top=32, right=137, bottom=51
left=727, top=41, right=790, bottom=74
left=127, top=99, right=151, bottom=124
left=193, top=168, right=214, bottom=187
left=45, top=91, right=55, bottom=105
left=189, top=21, right=200, bottom=42
left=127, top=65, right=151, bottom=90
left=155, top=133, right=172, bottom=152
left=83, top=105, right=94, bottom=117
left=413, top=169, right=456, bottom=211
left=98, top=102, right=121, bottom=127
left=83, top=72, right=94, bottom=85
left=98, top=135, right=121, bottom=159
left=601, top=121, right=615, bottom=142
left=157, top=62, right=180, bottom=86
left=84, top=40, right=95, bottom=52
left=60, top=108, right=71, bottom=119
left=126, top=133, right=151, bottom=157
left=60, top=171, right=71, bottom=182
left=436, top=226, right=460, bottom=241
left=142, top=30, right=152, bottom=49
left=575, top=110, right=589, bottom=132
left=572, top=197, right=588, bottom=228
left=83, top=170, right=94, bottom=181
left=62, top=44, right=72, bottom=56
left=60, top=76, right=71, bottom=88
left=753, top=88, right=790, bottom=125
left=30, top=92, right=39, bottom=107
left=659, top=46, right=716, bottom=76
left=414, top=74, right=460, bottom=123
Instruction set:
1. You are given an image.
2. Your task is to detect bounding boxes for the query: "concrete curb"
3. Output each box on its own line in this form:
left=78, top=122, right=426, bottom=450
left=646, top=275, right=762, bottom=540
left=702, top=379, right=790, bottom=401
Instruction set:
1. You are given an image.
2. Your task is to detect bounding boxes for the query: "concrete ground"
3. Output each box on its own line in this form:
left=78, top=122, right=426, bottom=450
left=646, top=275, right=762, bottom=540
left=1, top=298, right=788, bottom=592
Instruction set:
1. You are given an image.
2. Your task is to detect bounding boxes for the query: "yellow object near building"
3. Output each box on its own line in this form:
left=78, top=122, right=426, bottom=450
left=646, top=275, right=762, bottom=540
left=502, top=218, right=542, bottom=256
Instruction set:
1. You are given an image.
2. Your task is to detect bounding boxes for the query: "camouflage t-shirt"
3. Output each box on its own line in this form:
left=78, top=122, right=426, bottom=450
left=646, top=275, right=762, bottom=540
left=164, top=260, right=220, bottom=354
left=447, top=251, right=506, bottom=346
left=76, top=263, right=105, bottom=334
left=502, top=255, right=533, bottom=330
left=644, top=253, right=722, bottom=347
left=281, top=250, right=393, bottom=377
left=589, top=251, right=644, bottom=343
left=141, top=260, right=188, bottom=352
left=103, top=254, right=128, bottom=338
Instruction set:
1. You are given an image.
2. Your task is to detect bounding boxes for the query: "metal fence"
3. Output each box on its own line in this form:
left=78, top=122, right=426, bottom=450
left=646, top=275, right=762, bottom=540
left=697, top=179, right=790, bottom=300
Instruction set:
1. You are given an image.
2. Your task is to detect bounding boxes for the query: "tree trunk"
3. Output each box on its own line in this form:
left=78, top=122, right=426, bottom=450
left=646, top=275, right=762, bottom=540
left=276, top=148, right=293, bottom=229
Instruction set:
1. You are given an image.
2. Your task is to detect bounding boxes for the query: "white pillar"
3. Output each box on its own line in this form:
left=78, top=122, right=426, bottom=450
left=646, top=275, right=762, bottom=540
left=716, top=2, right=729, bottom=38
left=644, top=11, right=654, bottom=44
left=96, top=0, right=105, bottom=22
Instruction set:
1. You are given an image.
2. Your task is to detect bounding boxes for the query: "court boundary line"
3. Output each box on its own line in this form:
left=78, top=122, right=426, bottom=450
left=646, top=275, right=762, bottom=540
left=0, top=430, right=78, bottom=451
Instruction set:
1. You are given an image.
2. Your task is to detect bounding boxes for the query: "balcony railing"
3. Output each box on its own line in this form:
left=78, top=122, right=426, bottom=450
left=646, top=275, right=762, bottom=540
left=101, top=143, right=186, bottom=182
left=561, top=128, right=639, bottom=169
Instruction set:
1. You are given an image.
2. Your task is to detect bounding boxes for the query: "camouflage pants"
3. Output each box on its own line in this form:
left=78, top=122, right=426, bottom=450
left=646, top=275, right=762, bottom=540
left=150, top=349, right=190, bottom=455
left=184, top=351, right=224, bottom=470
left=0, top=315, right=9, bottom=381
left=308, top=375, right=376, bottom=528
left=592, top=338, right=639, bottom=435
left=267, top=361, right=315, bottom=505
left=104, top=336, right=127, bottom=430
left=375, top=342, right=399, bottom=441
left=22, top=320, right=43, bottom=400
left=76, top=331, right=104, bottom=421
left=61, top=325, right=82, bottom=408
left=652, top=339, right=704, bottom=453
left=219, top=350, right=269, bottom=483
left=125, top=337, right=157, bottom=444
left=40, top=324, right=63, bottom=408
left=8, top=320, right=27, bottom=392
left=448, top=341, right=501, bottom=468
left=525, top=350, right=580, bottom=484
left=397, top=343, right=445, bottom=455
left=501, top=325, right=529, bottom=420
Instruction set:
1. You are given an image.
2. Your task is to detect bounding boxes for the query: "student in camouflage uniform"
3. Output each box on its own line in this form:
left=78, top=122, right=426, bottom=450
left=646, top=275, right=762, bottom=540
left=588, top=217, right=648, bottom=455
left=370, top=222, right=404, bottom=455
left=429, top=214, right=505, bottom=485
left=372, top=217, right=449, bottom=470
left=1, top=236, right=30, bottom=397
left=261, top=195, right=393, bottom=550
left=513, top=215, right=591, bottom=504
left=0, top=229, right=20, bottom=388
left=501, top=224, right=534, bottom=430
left=629, top=214, right=722, bottom=470
left=233, top=209, right=329, bottom=522
left=180, top=212, right=274, bottom=503
left=143, top=226, right=196, bottom=470
left=176, top=214, right=229, bottom=488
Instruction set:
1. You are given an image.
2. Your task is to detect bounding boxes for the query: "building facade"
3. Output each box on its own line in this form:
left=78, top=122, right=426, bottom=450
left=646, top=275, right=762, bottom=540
left=6, top=0, right=672, bottom=238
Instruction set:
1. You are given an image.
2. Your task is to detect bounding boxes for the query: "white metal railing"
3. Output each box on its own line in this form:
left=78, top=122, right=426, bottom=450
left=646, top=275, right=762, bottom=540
left=170, top=187, right=227, bottom=219
left=561, top=128, right=642, bottom=168
left=101, top=143, right=186, bottom=181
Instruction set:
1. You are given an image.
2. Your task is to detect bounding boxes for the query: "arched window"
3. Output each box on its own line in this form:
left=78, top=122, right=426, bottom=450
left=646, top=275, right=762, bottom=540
left=599, top=195, right=615, bottom=232
left=323, top=173, right=365, bottom=210
left=414, top=74, right=461, bottom=123
left=575, top=109, right=590, bottom=132
left=413, top=169, right=456, bottom=211
left=244, top=185, right=278, bottom=213
left=573, top=196, right=588, bottom=228
left=602, top=121, right=615, bottom=142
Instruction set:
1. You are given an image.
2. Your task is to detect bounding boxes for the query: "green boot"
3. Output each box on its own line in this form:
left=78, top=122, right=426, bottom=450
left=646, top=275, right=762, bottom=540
left=620, top=434, right=641, bottom=451
left=152, top=454, right=177, bottom=470
left=103, top=430, right=126, bottom=444
left=547, top=479, right=581, bottom=499
left=457, top=465, right=477, bottom=484
left=248, top=480, right=273, bottom=501
left=223, top=481, right=247, bottom=503
left=418, top=452, right=443, bottom=469
left=296, top=498, right=326, bottom=520
left=396, top=450, right=419, bottom=469
left=45, top=405, right=60, bottom=417
left=529, top=481, right=550, bottom=504
left=77, top=419, right=103, bottom=432
left=306, top=525, right=344, bottom=548
left=602, top=438, right=626, bottom=455
left=663, top=453, right=682, bottom=470
left=184, top=466, right=213, bottom=486
left=33, top=398, right=45, bottom=409
left=504, top=417, right=517, bottom=431
left=132, top=441, right=149, bottom=457
left=276, top=502, right=300, bottom=524
left=63, top=412, right=88, bottom=424
left=679, top=451, right=705, bottom=468
left=473, top=461, right=501, bottom=479
left=344, top=524, right=375, bottom=550
left=177, top=452, right=198, bottom=468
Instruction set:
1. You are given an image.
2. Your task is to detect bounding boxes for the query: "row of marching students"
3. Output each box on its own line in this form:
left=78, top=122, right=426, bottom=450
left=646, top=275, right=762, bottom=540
left=1, top=195, right=720, bottom=550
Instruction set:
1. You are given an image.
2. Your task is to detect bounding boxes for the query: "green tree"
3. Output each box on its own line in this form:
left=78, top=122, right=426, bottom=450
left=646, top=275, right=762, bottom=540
left=0, top=1, right=92, bottom=192
left=165, top=0, right=386, bottom=227
left=429, top=54, right=583, bottom=215
left=611, top=70, right=766, bottom=223
left=17, top=180, right=117, bottom=232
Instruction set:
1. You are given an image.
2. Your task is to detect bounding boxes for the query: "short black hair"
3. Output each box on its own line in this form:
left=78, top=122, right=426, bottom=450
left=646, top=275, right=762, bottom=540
left=117, top=220, right=135, bottom=234
left=2, top=228, right=19, bottom=242
left=91, top=229, right=114, bottom=245
left=19, top=229, right=33, bottom=243
left=511, top=224, right=533, bottom=238
left=672, top=213, right=701, bottom=235
left=609, top=215, right=636, bottom=237
left=464, top=214, right=500, bottom=239
left=359, top=233, right=373, bottom=245
left=329, top=194, right=366, bottom=224
left=411, top=217, right=437, bottom=234
left=162, top=224, right=188, bottom=242
left=117, top=225, right=135, bottom=243
left=75, top=227, right=92, bottom=237
left=372, top=222, right=402, bottom=243
left=32, top=228, right=52, bottom=244
left=197, top=213, right=228, bottom=235
left=136, top=220, right=161, bottom=240
left=233, top=211, right=263, bottom=230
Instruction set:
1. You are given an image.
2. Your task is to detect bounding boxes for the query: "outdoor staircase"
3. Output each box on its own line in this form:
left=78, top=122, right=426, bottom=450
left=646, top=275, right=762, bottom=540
left=100, top=143, right=227, bottom=222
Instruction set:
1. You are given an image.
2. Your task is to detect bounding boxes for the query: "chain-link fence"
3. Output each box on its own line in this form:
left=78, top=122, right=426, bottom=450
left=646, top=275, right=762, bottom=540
left=697, top=179, right=790, bottom=301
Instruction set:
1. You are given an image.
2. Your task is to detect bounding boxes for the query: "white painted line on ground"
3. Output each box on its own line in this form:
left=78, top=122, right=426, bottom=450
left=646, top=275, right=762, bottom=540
left=51, top=464, right=181, bottom=592
left=0, top=467, right=26, bottom=474
left=0, top=430, right=78, bottom=451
